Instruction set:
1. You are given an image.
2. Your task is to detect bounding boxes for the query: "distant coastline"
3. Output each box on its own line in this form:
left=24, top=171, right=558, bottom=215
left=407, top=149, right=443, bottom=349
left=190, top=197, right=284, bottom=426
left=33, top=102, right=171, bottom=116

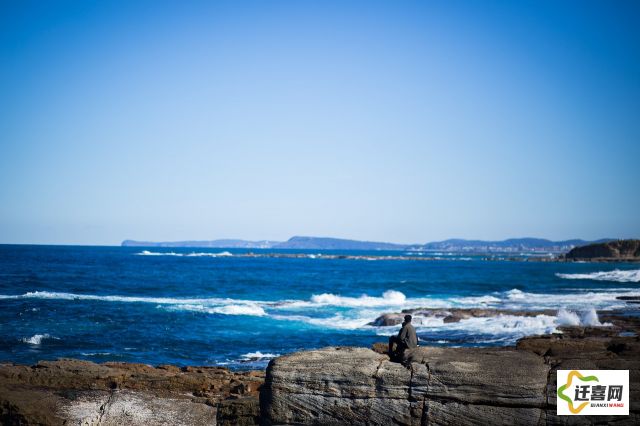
left=134, top=249, right=640, bottom=263
left=122, top=235, right=615, bottom=254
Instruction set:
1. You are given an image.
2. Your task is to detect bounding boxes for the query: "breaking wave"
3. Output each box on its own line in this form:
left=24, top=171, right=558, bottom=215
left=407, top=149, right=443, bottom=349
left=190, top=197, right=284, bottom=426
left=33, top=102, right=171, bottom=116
left=556, top=269, right=640, bottom=283
left=21, top=334, right=59, bottom=345
left=1, top=291, right=267, bottom=317
left=373, top=308, right=609, bottom=345
left=555, top=308, right=606, bottom=327
left=136, top=250, right=233, bottom=257
left=308, top=290, right=406, bottom=307
left=160, top=303, right=266, bottom=316
left=240, top=351, right=279, bottom=361
left=2, top=287, right=636, bottom=333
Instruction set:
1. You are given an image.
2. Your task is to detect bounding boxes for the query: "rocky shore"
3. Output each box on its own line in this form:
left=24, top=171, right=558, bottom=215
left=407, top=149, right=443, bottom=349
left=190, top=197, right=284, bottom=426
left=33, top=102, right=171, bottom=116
left=2, top=312, right=638, bottom=425
left=0, top=360, right=263, bottom=425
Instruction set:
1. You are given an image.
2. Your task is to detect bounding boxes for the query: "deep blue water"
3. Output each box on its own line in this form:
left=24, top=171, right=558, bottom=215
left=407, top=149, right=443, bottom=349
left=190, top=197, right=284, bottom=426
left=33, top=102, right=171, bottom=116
left=0, top=245, right=638, bottom=369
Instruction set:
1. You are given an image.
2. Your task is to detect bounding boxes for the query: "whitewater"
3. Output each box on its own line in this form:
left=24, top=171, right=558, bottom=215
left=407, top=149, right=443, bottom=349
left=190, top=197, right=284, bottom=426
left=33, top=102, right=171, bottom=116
left=1, top=245, right=638, bottom=368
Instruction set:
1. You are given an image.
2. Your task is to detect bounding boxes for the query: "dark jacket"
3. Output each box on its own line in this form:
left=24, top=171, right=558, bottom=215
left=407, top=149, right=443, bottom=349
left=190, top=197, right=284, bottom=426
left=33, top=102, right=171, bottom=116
left=398, top=322, right=418, bottom=349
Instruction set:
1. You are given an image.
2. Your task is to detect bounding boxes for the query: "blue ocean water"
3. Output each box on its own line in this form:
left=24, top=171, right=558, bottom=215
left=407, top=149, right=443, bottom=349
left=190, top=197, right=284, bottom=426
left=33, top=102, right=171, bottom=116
left=0, top=245, right=638, bottom=369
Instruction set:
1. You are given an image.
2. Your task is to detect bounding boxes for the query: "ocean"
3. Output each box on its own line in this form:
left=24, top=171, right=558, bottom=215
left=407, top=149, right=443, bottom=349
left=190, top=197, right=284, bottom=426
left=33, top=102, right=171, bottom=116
left=1, top=245, right=638, bottom=370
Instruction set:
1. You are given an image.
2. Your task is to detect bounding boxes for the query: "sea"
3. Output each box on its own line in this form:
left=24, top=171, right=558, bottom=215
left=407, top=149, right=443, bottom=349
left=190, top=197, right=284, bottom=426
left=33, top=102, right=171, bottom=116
left=1, top=245, right=638, bottom=370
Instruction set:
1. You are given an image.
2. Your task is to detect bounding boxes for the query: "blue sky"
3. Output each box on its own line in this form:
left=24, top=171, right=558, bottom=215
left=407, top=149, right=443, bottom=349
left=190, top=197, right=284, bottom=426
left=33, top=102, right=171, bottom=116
left=1, top=0, right=639, bottom=245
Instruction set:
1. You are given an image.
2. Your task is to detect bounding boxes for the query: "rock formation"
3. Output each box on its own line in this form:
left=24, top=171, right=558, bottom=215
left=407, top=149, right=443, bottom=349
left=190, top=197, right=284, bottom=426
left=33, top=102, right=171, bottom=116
left=369, top=308, right=556, bottom=326
left=564, top=239, right=640, bottom=261
left=259, top=317, right=640, bottom=425
left=0, top=359, right=263, bottom=425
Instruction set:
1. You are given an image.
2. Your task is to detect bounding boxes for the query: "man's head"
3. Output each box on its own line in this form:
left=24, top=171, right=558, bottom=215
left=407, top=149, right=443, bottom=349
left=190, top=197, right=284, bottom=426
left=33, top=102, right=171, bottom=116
left=404, top=314, right=412, bottom=323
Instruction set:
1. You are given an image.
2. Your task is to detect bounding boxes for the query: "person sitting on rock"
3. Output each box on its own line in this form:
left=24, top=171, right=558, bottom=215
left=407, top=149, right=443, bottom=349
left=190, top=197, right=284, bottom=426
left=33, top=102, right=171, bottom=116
left=388, top=314, right=418, bottom=362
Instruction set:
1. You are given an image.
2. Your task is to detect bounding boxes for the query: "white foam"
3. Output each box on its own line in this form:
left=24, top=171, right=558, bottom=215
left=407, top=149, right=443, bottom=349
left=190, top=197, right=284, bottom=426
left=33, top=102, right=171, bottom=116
left=556, top=308, right=581, bottom=326
left=212, top=304, right=265, bottom=316
left=21, top=334, right=58, bottom=345
left=1, top=291, right=267, bottom=317
left=162, top=303, right=266, bottom=316
left=137, top=250, right=180, bottom=256
left=136, top=250, right=233, bottom=257
left=0, top=291, right=247, bottom=305
left=446, top=314, right=560, bottom=337
left=373, top=314, right=561, bottom=341
left=4, top=286, right=638, bottom=315
left=186, top=251, right=233, bottom=257
left=268, top=313, right=367, bottom=329
left=556, top=269, right=640, bottom=283
left=2, top=286, right=635, bottom=335
left=580, top=308, right=604, bottom=326
left=497, top=288, right=640, bottom=311
left=377, top=309, right=610, bottom=343
left=240, top=351, right=280, bottom=361
left=308, top=290, right=407, bottom=307
left=449, top=295, right=502, bottom=305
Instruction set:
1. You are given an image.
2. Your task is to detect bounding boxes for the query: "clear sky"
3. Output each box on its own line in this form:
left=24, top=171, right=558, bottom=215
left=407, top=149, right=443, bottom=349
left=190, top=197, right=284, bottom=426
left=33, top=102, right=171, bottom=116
left=1, top=0, right=639, bottom=245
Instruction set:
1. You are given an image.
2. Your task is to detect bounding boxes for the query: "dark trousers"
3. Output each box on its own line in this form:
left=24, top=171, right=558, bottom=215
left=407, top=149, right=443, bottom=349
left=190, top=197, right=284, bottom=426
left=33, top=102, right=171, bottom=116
left=388, top=336, right=407, bottom=361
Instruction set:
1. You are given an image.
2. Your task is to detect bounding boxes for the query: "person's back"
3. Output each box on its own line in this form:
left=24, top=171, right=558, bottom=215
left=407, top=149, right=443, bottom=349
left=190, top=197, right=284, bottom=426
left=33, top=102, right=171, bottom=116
left=399, top=321, right=418, bottom=349
left=388, top=314, right=418, bottom=362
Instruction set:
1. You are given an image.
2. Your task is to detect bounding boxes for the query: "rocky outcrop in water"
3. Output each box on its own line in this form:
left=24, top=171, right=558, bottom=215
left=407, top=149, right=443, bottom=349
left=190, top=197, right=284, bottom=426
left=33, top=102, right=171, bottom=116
left=369, top=308, right=556, bottom=326
left=564, top=239, right=640, bottom=261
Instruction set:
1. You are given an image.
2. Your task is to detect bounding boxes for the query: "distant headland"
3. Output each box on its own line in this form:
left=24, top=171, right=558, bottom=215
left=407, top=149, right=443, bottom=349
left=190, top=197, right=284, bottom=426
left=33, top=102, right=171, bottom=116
left=563, top=239, right=640, bottom=261
left=122, top=236, right=617, bottom=253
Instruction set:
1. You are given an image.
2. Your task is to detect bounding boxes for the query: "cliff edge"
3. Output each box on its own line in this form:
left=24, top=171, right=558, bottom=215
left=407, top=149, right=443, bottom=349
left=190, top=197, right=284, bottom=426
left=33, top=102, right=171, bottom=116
left=564, top=239, right=640, bottom=261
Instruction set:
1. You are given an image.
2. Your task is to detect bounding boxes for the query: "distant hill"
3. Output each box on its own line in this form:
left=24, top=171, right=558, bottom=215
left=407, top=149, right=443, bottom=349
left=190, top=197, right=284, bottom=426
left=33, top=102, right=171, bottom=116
left=564, top=239, right=640, bottom=261
left=121, top=239, right=278, bottom=248
left=121, top=236, right=614, bottom=253
left=272, top=236, right=408, bottom=251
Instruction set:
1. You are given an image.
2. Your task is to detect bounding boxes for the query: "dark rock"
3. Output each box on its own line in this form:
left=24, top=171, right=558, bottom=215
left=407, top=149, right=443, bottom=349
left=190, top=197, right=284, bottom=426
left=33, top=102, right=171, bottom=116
left=217, top=396, right=260, bottom=426
left=369, top=313, right=406, bottom=326
left=369, top=308, right=556, bottom=326
left=371, top=342, right=389, bottom=354
left=565, top=239, right=640, bottom=261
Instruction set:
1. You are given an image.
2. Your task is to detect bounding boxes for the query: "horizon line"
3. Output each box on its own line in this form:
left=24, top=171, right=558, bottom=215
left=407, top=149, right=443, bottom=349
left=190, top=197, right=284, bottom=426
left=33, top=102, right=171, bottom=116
left=1, top=235, right=633, bottom=248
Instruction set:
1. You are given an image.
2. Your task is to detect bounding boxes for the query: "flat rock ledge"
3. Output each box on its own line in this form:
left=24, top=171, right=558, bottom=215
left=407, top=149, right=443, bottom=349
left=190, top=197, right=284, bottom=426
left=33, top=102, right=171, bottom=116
left=260, top=332, right=639, bottom=425
left=0, top=359, right=263, bottom=425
